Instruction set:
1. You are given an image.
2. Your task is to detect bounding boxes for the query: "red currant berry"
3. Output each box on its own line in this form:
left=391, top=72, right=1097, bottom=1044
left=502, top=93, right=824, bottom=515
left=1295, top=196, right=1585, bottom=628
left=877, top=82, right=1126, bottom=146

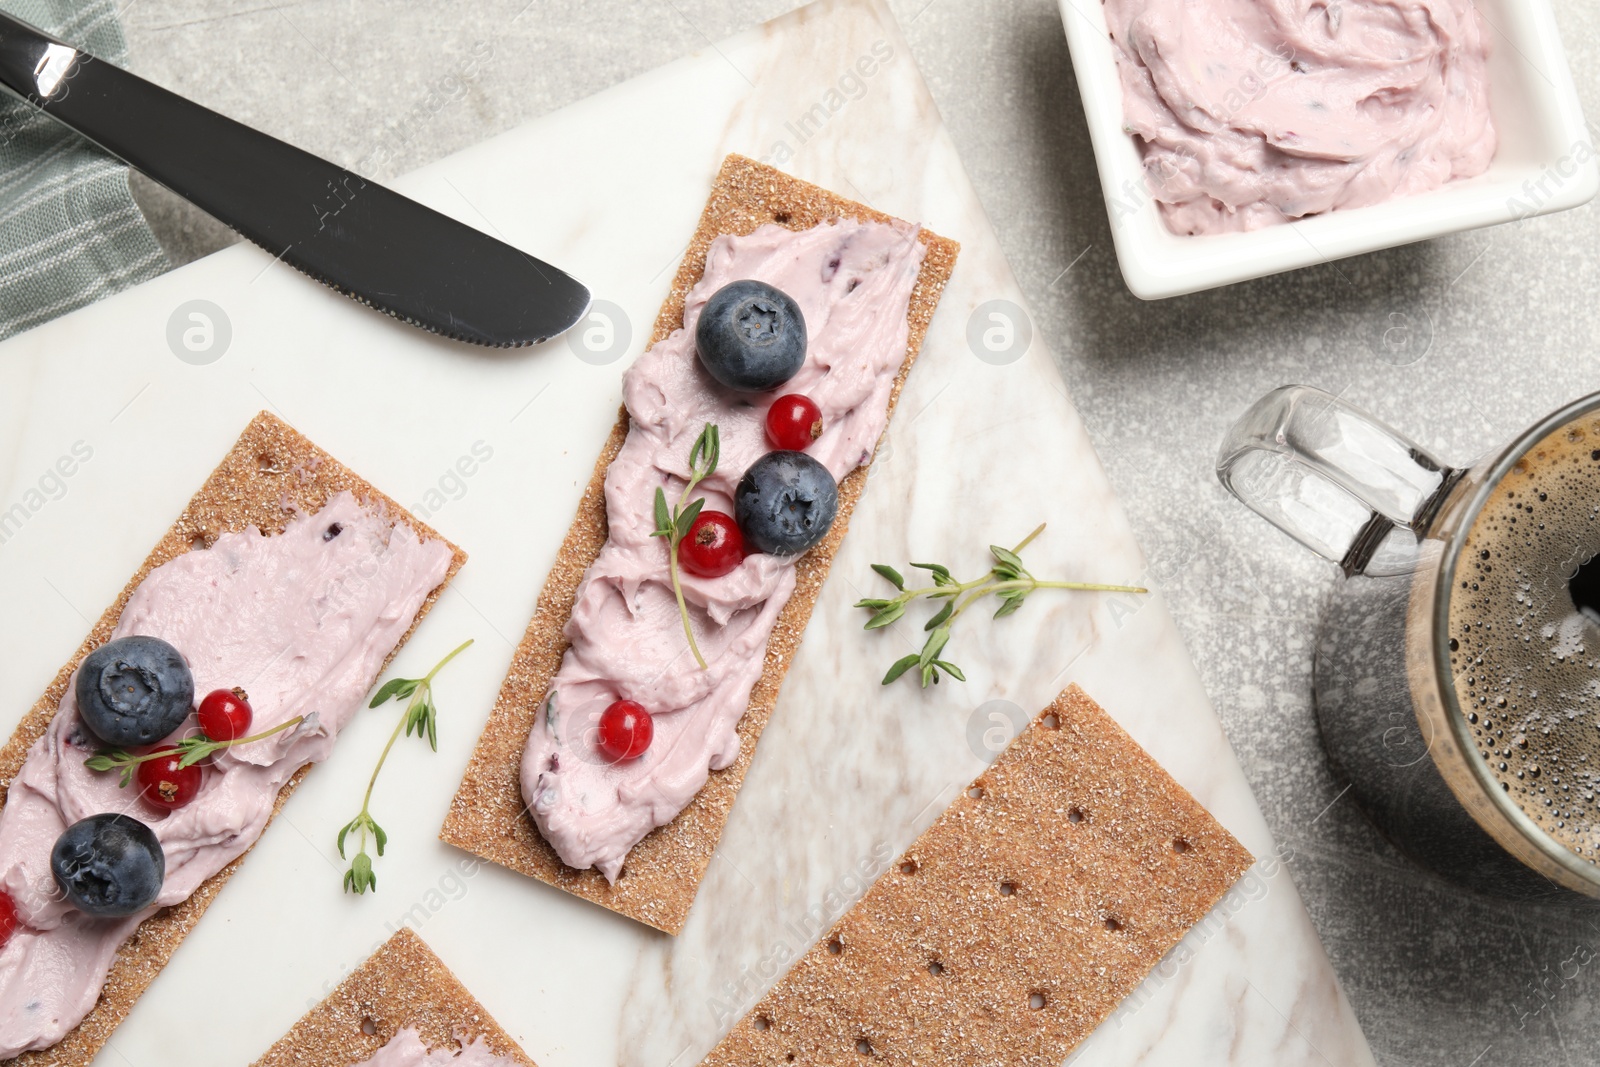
left=766, top=394, right=823, bottom=451
left=678, top=510, right=746, bottom=577
left=137, top=754, right=202, bottom=809
left=596, top=700, right=653, bottom=763
left=0, top=891, right=17, bottom=949
left=197, top=687, right=252, bottom=742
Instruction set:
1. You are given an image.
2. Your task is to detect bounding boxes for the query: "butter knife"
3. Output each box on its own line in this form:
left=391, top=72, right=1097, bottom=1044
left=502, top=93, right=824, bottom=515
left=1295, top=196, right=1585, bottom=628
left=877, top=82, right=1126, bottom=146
left=0, top=11, right=590, bottom=347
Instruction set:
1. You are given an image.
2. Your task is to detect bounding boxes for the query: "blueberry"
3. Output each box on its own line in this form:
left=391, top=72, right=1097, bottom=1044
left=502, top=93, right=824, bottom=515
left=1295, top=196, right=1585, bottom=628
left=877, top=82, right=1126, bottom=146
left=695, top=280, right=807, bottom=392
left=74, top=636, right=194, bottom=748
left=735, top=451, right=839, bottom=556
left=51, top=813, right=165, bottom=918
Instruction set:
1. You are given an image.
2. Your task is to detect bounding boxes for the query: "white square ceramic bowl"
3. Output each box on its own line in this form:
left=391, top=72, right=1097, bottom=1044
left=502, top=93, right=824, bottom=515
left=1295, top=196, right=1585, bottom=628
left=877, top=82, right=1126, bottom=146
left=1058, top=0, right=1599, bottom=299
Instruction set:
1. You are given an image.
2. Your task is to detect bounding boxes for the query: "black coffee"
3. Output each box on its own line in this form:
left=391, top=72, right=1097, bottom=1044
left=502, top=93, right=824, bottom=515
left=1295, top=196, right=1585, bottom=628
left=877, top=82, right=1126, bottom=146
left=1448, top=414, right=1600, bottom=861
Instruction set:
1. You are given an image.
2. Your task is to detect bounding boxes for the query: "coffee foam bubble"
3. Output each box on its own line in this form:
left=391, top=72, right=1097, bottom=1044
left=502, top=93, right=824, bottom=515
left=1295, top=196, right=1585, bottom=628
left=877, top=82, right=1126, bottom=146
left=1448, top=414, right=1600, bottom=861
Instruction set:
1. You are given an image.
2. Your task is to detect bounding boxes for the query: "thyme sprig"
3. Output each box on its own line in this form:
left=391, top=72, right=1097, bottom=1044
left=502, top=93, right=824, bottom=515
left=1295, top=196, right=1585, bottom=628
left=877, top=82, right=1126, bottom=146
left=650, top=422, right=719, bottom=670
left=338, top=638, right=472, bottom=894
left=85, top=715, right=312, bottom=786
left=857, top=524, right=1148, bottom=688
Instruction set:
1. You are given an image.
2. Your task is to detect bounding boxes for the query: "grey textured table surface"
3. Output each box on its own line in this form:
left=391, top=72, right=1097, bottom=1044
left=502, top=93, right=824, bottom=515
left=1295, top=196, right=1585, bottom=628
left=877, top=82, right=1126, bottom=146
left=117, top=2, right=1600, bottom=1064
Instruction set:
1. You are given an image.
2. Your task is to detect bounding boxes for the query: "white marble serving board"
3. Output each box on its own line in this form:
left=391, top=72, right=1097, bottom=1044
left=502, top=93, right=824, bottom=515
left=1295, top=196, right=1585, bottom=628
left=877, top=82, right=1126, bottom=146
left=0, top=1, right=1374, bottom=1064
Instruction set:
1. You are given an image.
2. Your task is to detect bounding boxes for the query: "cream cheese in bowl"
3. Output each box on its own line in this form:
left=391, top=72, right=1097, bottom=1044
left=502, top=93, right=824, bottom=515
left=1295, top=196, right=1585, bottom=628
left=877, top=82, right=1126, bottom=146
left=1103, top=0, right=1497, bottom=234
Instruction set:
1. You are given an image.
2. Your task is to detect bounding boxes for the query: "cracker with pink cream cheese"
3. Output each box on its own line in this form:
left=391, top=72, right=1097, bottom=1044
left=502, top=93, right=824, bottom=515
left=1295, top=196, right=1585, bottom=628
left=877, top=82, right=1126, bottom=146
left=0, top=414, right=462, bottom=1064
left=521, top=217, right=927, bottom=881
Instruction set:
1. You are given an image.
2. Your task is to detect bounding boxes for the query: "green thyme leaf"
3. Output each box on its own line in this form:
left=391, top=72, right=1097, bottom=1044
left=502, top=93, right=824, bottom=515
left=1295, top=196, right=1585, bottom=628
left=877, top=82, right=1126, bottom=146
left=344, top=851, right=376, bottom=895
left=860, top=524, right=1147, bottom=690
left=676, top=497, right=706, bottom=540
left=872, top=564, right=906, bottom=590
left=653, top=487, right=672, bottom=537
left=85, top=715, right=311, bottom=784
left=865, top=602, right=906, bottom=630
left=369, top=676, right=419, bottom=709
left=337, top=639, right=471, bottom=894
left=990, top=545, right=1026, bottom=573
left=690, top=423, right=720, bottom=478
left=882, top=654, right=920, bottom=685
left=656, top=425, right=718, bottom=671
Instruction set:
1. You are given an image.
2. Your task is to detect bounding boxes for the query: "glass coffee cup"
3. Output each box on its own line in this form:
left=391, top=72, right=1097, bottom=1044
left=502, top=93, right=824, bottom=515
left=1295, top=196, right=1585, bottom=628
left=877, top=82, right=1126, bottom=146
left=1219, top=386, right=1600, bottom=900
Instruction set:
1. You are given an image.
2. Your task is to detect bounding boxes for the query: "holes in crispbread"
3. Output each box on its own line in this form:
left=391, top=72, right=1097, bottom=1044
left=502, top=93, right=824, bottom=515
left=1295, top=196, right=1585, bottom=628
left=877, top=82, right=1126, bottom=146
left=1041, top=712, right=1060, bottom=729
left=998, top=880, right=1018, bottom=897
left=1103, top=914, right=1125, bottom=932
left=1173, top=837, right=1192, bottom=854
left=899, top=859, right=918, bottom=875
left=927, top=959, right=945, bottom=976
left=359, top=1017, right=377, bottom=1036
left=1028, top=991, right=1048, bottom=1010
left=855, top=1037, right=873, bottom=1055
left=1067, top=806, right=1085, bottom=824
left=773, top=211, right=792, bottom=224
left=256, top=451, right=279, bottom=473
left=826, top=936, right=844, bottom=956
left=967, top=784, right=985, bottom=800
left=753, top=1015, right=772, bottom=1031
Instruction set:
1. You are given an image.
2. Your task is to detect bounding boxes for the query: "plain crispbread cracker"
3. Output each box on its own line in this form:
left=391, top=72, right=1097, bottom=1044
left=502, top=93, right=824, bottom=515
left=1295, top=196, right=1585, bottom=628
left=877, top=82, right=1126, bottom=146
left=0, top=411, right=465, bottom=1067
left=251, top=928, right=536, bottom=1067
left=440, top=154, right=960, bottom=934
left=703, top=685, right=1255, bottom=1066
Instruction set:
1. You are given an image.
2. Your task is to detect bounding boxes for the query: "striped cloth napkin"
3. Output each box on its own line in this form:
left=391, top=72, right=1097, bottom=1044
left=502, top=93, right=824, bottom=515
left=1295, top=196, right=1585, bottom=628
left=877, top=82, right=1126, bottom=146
left=0, top=0, right=166, bottom=341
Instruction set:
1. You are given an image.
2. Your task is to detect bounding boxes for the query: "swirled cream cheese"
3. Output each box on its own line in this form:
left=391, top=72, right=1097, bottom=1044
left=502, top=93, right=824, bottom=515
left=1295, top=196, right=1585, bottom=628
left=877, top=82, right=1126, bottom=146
left=1104, top=0, right=1496, bottom=234
left=521, top=219, right=926, bottom=881
left=0, top=492, right=452, bottom=1058
left=353, top=1028, right=520, bottom=1066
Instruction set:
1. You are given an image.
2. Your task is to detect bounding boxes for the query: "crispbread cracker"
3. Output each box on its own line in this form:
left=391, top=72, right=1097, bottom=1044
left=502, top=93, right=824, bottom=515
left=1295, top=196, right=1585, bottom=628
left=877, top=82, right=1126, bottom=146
left=440, top=154, right=960, bottom=934
left=251, top=928, right=536, bottom=1067
left=0, top=411, right=465, bottom=1067
left=703, top=685, right=1254, bottom=1066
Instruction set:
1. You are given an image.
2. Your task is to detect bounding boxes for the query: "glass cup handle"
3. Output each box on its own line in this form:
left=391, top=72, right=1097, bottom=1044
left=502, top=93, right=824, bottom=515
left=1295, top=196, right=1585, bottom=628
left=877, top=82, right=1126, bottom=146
left=1217, top=386, right=1459, bottom=577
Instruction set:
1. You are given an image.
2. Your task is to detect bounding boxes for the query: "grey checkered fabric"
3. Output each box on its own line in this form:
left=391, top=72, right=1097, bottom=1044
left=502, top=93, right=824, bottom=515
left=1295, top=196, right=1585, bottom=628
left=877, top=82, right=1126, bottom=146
left=0, top=0, right=166, bottom=341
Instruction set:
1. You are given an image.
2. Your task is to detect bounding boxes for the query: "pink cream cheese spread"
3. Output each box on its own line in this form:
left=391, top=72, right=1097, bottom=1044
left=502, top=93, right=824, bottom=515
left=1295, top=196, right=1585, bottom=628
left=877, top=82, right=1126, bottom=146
left=520, top=218, right=926, bottom=881
left=1103, top=0, right=1497, bottom=234
left=0, top=492, right=452, bottom=1058
left=352, top=1028, right=520, bottom=1066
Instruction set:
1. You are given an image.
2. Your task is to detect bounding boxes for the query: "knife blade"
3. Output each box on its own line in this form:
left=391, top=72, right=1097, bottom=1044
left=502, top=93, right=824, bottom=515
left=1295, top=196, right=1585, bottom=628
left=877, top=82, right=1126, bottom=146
left=0, top=11, right=590, bottom=347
